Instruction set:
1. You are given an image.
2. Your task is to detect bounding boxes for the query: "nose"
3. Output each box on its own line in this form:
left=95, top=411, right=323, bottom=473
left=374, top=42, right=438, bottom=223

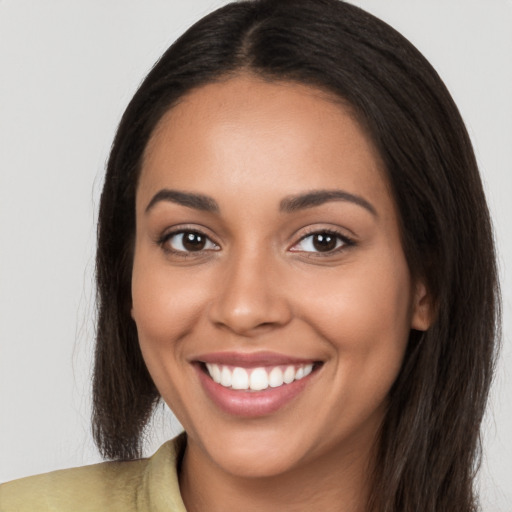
left=208, top=250, right=292, bottom=337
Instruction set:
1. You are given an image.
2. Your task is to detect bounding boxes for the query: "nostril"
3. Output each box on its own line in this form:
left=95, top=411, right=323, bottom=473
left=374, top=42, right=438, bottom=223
left=208, top=294, right=293, bottom=335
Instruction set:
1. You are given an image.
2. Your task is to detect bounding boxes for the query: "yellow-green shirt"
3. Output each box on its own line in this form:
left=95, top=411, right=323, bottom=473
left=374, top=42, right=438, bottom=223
left=0, top=434, right=188, bottom=511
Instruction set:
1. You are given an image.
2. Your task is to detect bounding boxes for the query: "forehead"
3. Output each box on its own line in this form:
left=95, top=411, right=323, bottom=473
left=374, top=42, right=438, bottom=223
left=138, top=75, right=391, bottom=214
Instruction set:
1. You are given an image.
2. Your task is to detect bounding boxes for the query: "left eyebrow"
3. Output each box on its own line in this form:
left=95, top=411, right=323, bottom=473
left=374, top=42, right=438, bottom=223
left=279, top=189, right=377, bottom=217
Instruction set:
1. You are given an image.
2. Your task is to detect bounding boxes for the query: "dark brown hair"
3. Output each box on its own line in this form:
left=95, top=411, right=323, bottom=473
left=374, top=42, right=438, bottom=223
left=93, top=1, right=500, bottom=510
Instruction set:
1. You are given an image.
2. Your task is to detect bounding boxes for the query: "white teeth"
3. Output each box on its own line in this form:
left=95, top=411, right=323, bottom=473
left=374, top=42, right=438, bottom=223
left=283, top=366, right=295, bottom=384
left=220, top=366, right=232, bottom=387
left=213, top=365, right=222, bottom=383
left=204, top=363, right=315, bottom=390
left=269, top=367, right=284, bottom=388
left=207, top=363, right=222, bottom=383
left=303, top=363, right=313, bottom=377
left=249, top=368, right=269, bottom=391
left=231, top=367, right=249, bottom=390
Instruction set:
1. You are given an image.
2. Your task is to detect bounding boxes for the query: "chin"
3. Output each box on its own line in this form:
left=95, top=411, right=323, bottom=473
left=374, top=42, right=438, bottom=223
left=206, top=441, right=307, bottom=479
left=183, top=420, right=313, bottom=479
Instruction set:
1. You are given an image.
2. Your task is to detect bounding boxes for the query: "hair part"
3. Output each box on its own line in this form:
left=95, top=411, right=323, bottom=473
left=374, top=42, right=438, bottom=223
left=93, top=1, right=500, bottom=510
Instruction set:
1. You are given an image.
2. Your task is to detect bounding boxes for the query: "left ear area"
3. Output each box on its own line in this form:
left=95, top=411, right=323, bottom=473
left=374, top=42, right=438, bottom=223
left=411, top=281, right=434, bottom=331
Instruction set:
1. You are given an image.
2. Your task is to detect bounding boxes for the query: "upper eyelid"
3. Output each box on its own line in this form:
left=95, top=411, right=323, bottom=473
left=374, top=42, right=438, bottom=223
left=292, top=227, right=355, bottom=244
left=158, top=224, right=217, bottom=242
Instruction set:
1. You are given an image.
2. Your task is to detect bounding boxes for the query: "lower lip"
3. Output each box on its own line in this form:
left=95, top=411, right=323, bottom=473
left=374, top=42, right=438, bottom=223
left=196, top=365, right=316, bottom=418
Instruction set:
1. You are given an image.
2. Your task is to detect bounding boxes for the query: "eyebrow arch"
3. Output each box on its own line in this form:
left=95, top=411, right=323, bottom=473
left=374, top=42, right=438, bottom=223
left=279, top=189, right=377, bottom=216
left=145, top=189, right=220, bottom=213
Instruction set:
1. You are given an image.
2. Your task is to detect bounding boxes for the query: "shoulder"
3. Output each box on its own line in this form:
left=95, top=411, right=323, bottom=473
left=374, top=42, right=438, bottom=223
left=0, top=458, right=148, bottom=512
left=0, top=435, right=187, bottom=512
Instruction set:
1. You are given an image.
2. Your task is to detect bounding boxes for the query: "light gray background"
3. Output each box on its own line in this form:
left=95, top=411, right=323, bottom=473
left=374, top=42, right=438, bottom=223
left=1, top=1, right=511, bottom=509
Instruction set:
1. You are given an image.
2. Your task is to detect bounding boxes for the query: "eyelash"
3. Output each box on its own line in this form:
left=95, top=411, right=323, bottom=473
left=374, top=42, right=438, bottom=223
left=157, top=228, right=219, bottom=257
left=157, top=227, right=355, bottom=257
left=290, top=228, right=355, bottom=257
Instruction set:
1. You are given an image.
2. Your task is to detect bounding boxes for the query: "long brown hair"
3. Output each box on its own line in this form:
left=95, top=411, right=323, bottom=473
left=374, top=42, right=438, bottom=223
left=93, top=1, right=500, bottom=510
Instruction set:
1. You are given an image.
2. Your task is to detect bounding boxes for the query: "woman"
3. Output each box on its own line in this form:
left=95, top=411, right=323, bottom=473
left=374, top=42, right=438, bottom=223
left=0, top=0, right=500, bottom=510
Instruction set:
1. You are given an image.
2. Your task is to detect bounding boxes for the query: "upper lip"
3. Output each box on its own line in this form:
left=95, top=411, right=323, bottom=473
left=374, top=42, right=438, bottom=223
left=193, top=351, right=319, bottom=368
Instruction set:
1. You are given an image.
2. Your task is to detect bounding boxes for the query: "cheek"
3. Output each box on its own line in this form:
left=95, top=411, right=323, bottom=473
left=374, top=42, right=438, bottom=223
left=130, top=253, right=212, bottom=404
left=131, top=256, right=207, bottom=345
left=313, top=264, right=412, bottom=434
left=295, top=253, right=413, bottom=376
left=130, top=256, right=209, bottom=419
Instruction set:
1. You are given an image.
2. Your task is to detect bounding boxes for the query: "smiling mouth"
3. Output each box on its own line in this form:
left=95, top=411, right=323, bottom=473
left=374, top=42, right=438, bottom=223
left=200, top=362, right=322, bottom=391
left=194, top=354, right=323, bottom=416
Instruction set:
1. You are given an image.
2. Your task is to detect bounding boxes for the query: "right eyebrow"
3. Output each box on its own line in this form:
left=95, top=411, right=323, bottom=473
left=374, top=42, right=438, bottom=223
left=145, top=189, right=220, bottom=213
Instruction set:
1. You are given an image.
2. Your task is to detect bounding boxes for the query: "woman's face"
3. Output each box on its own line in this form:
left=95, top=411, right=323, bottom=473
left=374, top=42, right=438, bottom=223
left=131, top=75, right=430, bottom=478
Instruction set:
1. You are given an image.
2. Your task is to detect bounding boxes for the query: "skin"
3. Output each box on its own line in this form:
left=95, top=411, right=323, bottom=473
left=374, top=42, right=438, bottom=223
left=131, top=75, right=432, bottom=512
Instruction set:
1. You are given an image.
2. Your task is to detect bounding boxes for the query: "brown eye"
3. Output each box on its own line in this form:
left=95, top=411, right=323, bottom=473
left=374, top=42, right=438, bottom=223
left=182, top=232, right=206, bottom=251
left=312, top=233, right=337, bottom=252
left=164, top=231, right=219, bottom=253
left=290, top=230, right=353, bottom=254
